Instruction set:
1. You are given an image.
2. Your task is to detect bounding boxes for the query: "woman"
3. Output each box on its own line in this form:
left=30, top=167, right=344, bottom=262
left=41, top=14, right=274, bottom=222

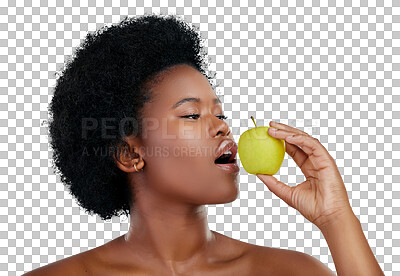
left=24, top=13, right=383, bottom=275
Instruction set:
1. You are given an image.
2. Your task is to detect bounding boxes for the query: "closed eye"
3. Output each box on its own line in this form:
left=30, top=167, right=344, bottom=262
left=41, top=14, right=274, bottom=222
left=180, top=114, right=228, bottom=120
left=181, top=114, right=200, bottom=120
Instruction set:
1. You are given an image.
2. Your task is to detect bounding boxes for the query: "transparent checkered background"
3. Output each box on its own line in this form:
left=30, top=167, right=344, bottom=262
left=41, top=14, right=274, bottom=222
left=1, top=0, right=399, bottom=275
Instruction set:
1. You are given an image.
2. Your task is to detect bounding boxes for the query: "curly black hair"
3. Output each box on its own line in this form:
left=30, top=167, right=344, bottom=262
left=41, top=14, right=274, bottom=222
left=48, top=13, right=215, bottom=221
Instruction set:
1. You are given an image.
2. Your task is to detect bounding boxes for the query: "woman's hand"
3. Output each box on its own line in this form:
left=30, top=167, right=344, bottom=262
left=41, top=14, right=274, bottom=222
left=256, top=121, right=354, bottom=230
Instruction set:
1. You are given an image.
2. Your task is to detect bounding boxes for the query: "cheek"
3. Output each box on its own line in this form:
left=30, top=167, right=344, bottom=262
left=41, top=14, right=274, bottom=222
left=140, top=119, right=238, bottom=203
left=144, top=146, right=212, bottom=193
left=144, top=150, right=238, bottom=204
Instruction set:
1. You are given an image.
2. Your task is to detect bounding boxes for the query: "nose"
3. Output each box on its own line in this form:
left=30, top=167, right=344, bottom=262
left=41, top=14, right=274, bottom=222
left=207, top=114, right=230, bottom=138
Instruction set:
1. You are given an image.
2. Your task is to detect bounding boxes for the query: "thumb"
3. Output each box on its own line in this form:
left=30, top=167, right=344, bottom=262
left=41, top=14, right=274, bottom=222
left=256, top=174, right=294, bottom=208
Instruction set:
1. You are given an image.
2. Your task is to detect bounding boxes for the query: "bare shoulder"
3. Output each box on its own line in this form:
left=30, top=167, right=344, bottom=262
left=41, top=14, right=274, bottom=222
left=21, top=248, right=97, bottom=276
left=248, top=244, right=335, bottom=276
left=211, top=231, right=334, bottom=275
left=21, top=236, right=146, bottom=276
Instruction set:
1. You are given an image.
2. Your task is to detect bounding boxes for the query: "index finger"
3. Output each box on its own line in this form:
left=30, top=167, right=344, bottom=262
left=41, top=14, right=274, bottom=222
left=268, top=128, right=334, bottom=172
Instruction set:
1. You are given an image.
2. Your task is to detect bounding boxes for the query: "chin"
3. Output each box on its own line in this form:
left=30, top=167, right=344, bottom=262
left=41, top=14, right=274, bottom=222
left=206, top=177, right=239, bottom=205
left=225, top=180, right=240, bottom=202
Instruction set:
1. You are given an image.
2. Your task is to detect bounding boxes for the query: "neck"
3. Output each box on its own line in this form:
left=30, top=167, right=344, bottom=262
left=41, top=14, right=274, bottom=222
left=123, top=186, right=216, bottom=266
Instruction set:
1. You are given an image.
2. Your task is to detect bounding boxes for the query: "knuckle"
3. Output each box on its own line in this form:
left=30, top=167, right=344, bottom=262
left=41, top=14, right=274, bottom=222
left=300, top=133, right=309, bottom=139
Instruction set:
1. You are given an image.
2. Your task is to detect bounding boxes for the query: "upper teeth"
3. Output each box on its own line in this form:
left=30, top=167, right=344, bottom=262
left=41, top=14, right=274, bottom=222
left=223, top=150, right=232, bottom=155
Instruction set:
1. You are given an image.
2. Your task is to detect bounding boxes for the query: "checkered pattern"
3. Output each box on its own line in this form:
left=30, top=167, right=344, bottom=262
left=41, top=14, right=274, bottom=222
left=1, top=0, right=399, bottom=275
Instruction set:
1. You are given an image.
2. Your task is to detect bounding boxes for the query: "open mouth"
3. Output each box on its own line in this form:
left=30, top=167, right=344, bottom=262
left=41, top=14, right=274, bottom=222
left=214, top=144, right=238, bottom=164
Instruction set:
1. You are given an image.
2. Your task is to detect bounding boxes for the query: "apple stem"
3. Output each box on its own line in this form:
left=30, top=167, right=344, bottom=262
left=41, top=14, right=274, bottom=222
left=250, top=116, right=257, bottom=127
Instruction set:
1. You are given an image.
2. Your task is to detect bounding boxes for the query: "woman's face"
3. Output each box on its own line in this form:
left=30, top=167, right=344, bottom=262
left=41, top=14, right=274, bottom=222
left=137, top=63, right=239, bottom=205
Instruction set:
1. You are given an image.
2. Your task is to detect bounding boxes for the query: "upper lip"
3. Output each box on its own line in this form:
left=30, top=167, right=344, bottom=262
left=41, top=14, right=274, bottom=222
left=214, top=139, right=238, bottom=162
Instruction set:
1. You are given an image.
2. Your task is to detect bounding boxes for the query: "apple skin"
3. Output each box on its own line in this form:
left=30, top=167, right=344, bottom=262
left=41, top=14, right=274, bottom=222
left=238, top=126, right=286, bottom=175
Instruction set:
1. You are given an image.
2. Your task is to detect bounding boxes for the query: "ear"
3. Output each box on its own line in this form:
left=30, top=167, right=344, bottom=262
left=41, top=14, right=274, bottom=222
left=112, top=136, right=145, bottom=173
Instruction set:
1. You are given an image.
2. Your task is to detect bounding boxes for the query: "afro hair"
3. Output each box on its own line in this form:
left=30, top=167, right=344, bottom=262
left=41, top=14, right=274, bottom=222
left=48, top=13, right=215, bottom=221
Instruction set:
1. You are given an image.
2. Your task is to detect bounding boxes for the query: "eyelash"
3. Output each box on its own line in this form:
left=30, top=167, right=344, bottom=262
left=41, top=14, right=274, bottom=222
left=181, top=114, right=228, bottom=120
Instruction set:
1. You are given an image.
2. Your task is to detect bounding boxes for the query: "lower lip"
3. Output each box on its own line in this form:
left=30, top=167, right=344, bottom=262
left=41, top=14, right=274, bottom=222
left=215, top=160, right=240, bottom=174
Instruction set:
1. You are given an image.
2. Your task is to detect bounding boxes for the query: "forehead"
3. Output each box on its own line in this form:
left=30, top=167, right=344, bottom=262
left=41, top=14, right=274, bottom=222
left=148, top=64, right=218, bottom=105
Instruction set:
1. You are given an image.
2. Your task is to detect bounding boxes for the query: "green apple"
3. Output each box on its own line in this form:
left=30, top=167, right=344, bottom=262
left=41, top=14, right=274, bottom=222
left=238, top=116, right=286, bottom=175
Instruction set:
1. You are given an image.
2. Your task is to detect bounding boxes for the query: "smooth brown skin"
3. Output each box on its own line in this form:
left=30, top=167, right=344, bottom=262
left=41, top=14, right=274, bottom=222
left=258, top=123, right=384, bottom=275
left=24, top=64, right=356, bottom=275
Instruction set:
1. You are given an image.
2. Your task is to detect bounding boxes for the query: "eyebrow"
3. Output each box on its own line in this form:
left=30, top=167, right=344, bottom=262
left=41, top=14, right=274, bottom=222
left=171, top=97, right=221, bottom=109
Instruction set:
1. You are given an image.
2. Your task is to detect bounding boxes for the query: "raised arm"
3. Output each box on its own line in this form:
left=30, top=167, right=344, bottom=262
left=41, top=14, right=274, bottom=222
left=256, top=121, right=384, bottom=275
left=317, top=208, right=383, bottom=275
